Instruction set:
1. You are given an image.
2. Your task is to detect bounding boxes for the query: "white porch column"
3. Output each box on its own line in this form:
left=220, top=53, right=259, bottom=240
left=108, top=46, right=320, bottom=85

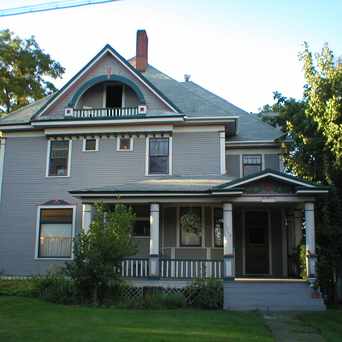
left=223, top=203, right=234, bottom=279
left=304, top=202, right=317, bottom=280
left=149, top=203, right=160, bottom=277
left=82, top=204, right=92, bottom=233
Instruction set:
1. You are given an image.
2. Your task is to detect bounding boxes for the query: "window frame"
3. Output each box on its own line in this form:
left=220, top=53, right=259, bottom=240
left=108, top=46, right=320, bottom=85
left=82, top=138, right=99, bottom=152
left=34, top=205, right=76, bottom=260
left=116, top=136, right=134, bottom=152
left=132, top=217, right=150, bottom=238
left=242, top=154, right=262, bottom=177
left=46, top=140, right=72, bottom=178
left=145, top=136, right=172, bottom=176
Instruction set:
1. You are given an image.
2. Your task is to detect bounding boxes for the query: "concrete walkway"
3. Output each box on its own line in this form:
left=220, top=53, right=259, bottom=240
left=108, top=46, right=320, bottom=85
left=263, top=312, right=324, bottom=342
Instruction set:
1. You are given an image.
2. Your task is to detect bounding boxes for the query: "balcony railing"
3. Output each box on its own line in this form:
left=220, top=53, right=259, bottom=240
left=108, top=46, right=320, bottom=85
left=160, top=259, right=223, bottom=279
left=65, top=106, right=145, bottom=120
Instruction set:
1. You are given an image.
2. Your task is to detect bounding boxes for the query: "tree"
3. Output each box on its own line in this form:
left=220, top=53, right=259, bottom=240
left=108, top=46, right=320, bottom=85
left=66, top=202, right=136, bottom=305
left=0, top=29, right=64, bottom=115
left=259, top=44, right=342, bottom=303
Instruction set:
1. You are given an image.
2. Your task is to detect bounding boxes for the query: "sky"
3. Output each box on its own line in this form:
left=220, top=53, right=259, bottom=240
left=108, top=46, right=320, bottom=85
left=1, top=0, right=342, bottom=112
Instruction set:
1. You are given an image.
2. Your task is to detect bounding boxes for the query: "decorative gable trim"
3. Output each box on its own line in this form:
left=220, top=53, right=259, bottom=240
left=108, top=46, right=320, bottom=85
left=33, top=45, right=180, bottom=121
left=215, top=169, right=324, bottom=191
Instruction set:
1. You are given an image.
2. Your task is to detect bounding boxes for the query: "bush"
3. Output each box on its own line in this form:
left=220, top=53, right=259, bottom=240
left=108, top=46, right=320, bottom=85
left=185, top=278, right=223, bottom=309
left=0, top=279, right=38, bottom=297
left=34, top=273, right=78, bottom=305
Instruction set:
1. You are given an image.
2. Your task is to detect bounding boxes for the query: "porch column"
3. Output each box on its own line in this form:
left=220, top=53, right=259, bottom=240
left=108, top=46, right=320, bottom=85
left=149, top=203, right=160, bottom=278
left=82, top=204, right=92, bottom=233
left=304, top=202, right=317, bottom=280
left=223, top=203, right=234, bottom=279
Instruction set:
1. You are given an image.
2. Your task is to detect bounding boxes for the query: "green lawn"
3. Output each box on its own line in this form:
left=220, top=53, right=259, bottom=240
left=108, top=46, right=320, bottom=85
left=298, top=309, right=342, bottom=342
left=0, top=296, right=272, bottom=342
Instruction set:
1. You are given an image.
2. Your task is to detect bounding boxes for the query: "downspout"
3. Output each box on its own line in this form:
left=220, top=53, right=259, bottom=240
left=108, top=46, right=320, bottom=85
left=0, top=138, right=5, bottom=202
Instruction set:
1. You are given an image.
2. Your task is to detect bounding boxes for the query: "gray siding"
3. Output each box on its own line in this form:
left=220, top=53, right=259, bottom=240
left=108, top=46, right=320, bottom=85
left=173, top=132, right=220, bottom=176
left=0, top=131, right=220, bottom=275
left=226, top=154, right=240, bottom=178
left=77, top=83, right=103, bottom=108
left=265, top=154, right=280, bottom=171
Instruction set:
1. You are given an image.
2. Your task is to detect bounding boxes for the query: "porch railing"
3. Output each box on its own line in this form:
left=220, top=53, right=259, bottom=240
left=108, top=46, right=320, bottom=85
left=67, top=107, right=141, bottom=119
left=120, top=258, right=149, bottom=278
left=160, top=259, right=223, bottom=279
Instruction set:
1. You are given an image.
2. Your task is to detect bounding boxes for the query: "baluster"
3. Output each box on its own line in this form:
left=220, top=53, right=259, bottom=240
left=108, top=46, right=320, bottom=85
left=185, top=261, right=189, bottom=278
left=180, top=261, right=183, bottom=278
left=171, top=259, right=175, bottom=278
left=121, top=261, right=124, bottom=277
left=166, top=260, right=169, bottom=278
left=190, top=261, right=193, bottom=278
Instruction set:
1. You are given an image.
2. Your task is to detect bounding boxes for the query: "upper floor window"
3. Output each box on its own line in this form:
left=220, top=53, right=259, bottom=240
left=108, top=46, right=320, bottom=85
left=243, top=155, right=262, bottom=176
left=106, top=84, right=123, bottom=108
left=117, top=136, right=133, bottom=152
left=82, top=138, right=98, bottom=152
left=47, top=140, right=71, bottom=177
left=147, top=137, right=171, bottom=175
left=36, top=207, right=74, bottom=259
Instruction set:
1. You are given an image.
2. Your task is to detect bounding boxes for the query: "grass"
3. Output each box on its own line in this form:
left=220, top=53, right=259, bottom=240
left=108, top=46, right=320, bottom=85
left=0, top=296, right=273, bottom=342
left=298, top=309, right=342, bottom=342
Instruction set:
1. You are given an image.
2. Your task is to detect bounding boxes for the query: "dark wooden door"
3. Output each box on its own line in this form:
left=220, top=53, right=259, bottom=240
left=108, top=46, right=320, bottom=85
left=245, top=211, right=269, bottom=275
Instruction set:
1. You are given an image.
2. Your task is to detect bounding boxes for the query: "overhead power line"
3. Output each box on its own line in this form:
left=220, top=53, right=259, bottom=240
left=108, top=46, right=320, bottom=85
left=0, top=0, right=118, bottom=17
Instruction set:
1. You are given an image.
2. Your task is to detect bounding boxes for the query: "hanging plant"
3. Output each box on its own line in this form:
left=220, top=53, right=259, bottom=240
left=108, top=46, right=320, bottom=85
left=180, top=211, right=201, bottom=235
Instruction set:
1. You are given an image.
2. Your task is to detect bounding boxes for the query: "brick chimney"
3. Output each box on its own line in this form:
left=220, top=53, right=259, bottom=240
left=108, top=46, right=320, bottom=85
left=135, top=30, right=148, bottom=72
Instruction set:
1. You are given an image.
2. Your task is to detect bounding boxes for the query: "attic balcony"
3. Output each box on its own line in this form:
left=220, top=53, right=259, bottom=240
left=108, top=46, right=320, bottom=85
left=64, top=105, right=147, bottom=120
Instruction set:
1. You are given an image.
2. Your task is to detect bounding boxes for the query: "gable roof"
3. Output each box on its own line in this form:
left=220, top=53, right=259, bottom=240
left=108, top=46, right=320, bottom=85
left=0, top=45, right=284, bottom=143
left=213, top=169, right=329, bottom=193
left=32, top=44, right=181, bottom=121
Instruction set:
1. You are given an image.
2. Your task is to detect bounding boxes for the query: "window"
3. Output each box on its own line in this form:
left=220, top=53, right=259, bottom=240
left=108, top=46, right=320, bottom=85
left=180, top=207, right=202, bottom=247
left=83, top=138, right=98, bottom=152
left=37, top=207, right=74, bottom=258
left=117, top=136, right=133, bottom=151
left=213, top=208, right=223, bottom=247
left=148, top=137, right=170, bottom=175
left=47, top=140, right=71, bottom=177
left=131, top=205, right=150, bottom=237
left=243, top=155, right=262, bottom=176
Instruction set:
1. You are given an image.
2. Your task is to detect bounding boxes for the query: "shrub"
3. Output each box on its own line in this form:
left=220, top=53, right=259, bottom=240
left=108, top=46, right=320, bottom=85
left=185, top=278, right=223, bottom=309
left=0, top=279, right=38, bottom=297
left=34, top=273, right=78, bottom=305
left=65, top=202, right=136, bottom=305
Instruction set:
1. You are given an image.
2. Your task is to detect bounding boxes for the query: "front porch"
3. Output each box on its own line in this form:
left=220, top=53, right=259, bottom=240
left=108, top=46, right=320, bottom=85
left=82, top=200, right=317, bottom=282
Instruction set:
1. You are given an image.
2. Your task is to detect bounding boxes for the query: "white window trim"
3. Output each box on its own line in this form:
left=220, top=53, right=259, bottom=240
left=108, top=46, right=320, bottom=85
left=82, top=137, right=99, bottom=152
left=145, top=136, right=172, bottom=176
left=242, top=154, right=263, bottom=177
left=117, top=136, right=134, bottom=152
left=34, top=205, right=76, bottom=260
left=46, top=139, right=72, bottom=178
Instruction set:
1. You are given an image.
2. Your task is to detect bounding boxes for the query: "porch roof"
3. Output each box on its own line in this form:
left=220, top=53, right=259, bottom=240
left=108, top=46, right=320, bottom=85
left=69, top=170, right=328, bottom=199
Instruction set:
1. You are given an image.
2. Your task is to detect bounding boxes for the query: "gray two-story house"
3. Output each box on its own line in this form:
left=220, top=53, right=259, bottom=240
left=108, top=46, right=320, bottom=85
left=0, top=30, right=327, bottom=310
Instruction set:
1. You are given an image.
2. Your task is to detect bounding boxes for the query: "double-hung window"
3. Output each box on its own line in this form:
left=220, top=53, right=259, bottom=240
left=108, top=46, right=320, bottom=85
left=47, top=140, right=71, bottom=177
left=242, top=155, right=262, bottom=176
left=37, top=207, right=74, bottom=259
left=148, top=138, right=170, bottom=175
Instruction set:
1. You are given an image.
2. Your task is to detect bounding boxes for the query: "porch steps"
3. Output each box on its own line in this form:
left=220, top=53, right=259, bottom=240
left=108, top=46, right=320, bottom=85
left=224, top=280, right=326, bottom=311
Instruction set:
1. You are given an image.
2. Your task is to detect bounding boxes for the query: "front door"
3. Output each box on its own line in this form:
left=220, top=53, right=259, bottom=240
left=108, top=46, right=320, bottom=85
left=245, top=211, right=270, bottom=275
